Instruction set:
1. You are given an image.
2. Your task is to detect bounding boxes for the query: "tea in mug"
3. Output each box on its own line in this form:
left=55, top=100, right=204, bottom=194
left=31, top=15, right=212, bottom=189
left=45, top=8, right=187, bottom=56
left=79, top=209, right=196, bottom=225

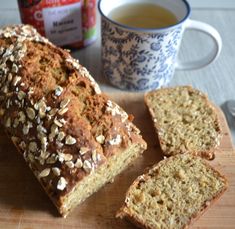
left=109, top=3, right=178, bottom=29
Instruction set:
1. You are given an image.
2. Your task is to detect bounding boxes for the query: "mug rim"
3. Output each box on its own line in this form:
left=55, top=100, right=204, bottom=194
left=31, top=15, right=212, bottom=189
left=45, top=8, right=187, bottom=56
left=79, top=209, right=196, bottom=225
left=98, top=0, right=191, bottom=33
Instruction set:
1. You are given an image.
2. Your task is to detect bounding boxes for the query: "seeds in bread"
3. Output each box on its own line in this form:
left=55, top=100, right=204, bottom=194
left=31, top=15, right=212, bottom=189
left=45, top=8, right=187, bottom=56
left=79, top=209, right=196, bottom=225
left=145, top=86, right=222, bottom=160
left=0, top=25, right=147, bottom=217
left=117, top=154, right=228, bottom=229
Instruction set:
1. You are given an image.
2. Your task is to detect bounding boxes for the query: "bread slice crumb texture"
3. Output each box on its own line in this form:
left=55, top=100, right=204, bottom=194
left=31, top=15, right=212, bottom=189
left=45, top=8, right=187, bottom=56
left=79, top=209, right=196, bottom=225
left=117, top=154, right=228, bottom=229
left=145, top=86, right=222, bottom=159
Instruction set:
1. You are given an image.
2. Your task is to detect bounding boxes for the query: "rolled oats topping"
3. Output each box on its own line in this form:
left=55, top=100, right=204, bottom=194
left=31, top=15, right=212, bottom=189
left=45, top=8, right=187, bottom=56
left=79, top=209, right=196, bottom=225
left=26, top=107, right=36, bottom=120
left=15, top=99, right=22, bottom=108
left=28, top=141, right=37, bottom=152
left=74, top=158, right=83, bottom=168
left=12, top=75, right=21, bottom=86
left=7, top=73, right=13, bottom=82
left=52, top=167, right=61, bottom=176
left=96, top=135, right=105, bottom=144
left=37, top=99, right=47, bottom=118
left=18, top=111, right=26, bottom=123
left=46, top=154, right=57, bottom=164
left=23, top=121, right=33, bottom=135
left=5, top=117, right=11, bottom=128
left=40, top=136, right=48, bottom=152
left=106, top=100, right=128, bottom=122
left=40, top=150, right=50, bottom=159
left=79, top=147, right=89, bottom=155
left=50, top=124, right=59, bottom=136
left=58, top=107, right=68, bottom=115
left=66, top=58, right=80, bottom=69
left=46, top=106, right=51, bottom=112
left=60, top=98, right=70, bottom=109
left=37, top=124, right=47, bottom=134
left=48, top=108, right=57, bottom=116
left=91, top=150, right=101, bottom=163
left=27, top=152, right=35, bottom=163
left=57, top=131, right=65, bottom=141
left=55, top=86, right=63, bottom=97
left=66, top=161, right=75, bottom=169
left=83, top=160, right=93, bottom=173
left=57, top=177, right=67, bottom=191
left=58, top=152, right=73, bottom=162
left=54, top=118, right=63, bottom=128
left=12, top=63, right=18, bottom=73
left=17, top=91, right=26, bottom=100
left=0, top=25, right=49, bottom=44
left=59, top=118, right=66, bottom=125
left=65, top=135, right=77, bottom=145
left=37, top=156, right=45, bottom=166
left=28, top=87, right=34, bottom=95
left=38, top=168, right=51, bottom=178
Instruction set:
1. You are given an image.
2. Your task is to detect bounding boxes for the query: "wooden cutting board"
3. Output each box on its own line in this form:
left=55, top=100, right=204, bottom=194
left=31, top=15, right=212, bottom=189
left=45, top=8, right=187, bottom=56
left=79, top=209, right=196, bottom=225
left=0, top=92, right=235, bottom=229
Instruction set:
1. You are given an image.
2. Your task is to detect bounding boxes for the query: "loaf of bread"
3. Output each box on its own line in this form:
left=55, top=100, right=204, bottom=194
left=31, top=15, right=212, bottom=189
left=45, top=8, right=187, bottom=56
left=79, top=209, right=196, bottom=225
left=0, top=25, right=147, bottom=217
left=117, top=154, right=228, bottom=229
left=145, top=86, right=222, bottom=160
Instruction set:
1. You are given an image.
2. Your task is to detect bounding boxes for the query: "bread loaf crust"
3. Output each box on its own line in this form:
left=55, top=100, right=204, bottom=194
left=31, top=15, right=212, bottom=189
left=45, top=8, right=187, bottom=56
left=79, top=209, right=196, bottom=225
left=0, top=25, right=147, bottom=216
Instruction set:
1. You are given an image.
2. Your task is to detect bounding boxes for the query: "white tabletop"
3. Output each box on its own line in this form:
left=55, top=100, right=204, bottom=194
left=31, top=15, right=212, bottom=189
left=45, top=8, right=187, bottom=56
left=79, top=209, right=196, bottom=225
left=1, top=0, right=235, bottom=145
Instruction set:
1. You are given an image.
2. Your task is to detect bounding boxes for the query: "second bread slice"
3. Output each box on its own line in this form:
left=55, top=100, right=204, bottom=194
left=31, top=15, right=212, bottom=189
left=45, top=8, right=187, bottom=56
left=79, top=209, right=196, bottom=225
left=145, top=86, right=222, bottom=160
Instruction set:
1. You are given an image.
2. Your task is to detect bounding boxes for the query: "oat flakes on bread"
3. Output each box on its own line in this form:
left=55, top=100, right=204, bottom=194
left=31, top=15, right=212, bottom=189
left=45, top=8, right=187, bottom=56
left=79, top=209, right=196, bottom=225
left=145, top=86, right=222, bottom=160
left=117, top=153, right=228, bottom=229
left=0, top=24, right=147, bottom=217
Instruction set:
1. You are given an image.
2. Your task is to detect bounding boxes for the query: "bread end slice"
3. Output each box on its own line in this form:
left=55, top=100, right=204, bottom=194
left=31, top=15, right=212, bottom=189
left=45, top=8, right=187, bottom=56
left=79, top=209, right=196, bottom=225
left=117, top=154, right=228, bottom=229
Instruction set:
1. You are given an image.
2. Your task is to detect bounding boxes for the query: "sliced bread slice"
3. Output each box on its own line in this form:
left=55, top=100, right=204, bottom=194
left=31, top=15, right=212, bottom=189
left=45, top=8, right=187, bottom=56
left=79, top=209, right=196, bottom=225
left=117, top=154, right=228, bottom=229
left=145, top=86, right=222, bottom=160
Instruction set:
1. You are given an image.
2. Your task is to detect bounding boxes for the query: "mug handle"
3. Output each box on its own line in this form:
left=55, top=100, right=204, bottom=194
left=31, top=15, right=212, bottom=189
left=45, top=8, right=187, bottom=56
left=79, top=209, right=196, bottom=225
left=175, top=19, right=222, bottom=70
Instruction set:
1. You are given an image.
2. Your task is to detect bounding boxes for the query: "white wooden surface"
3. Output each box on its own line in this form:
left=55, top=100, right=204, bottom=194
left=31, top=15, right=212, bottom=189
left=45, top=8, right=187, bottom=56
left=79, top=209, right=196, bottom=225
left=188, top=0, right=235, bottom=9
left=1, top=0, right=235, bottom=145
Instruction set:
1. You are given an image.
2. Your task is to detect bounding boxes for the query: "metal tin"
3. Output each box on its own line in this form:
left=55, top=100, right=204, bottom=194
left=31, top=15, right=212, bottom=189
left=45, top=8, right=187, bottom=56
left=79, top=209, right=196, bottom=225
left=18, top=0, right=96, bottom=48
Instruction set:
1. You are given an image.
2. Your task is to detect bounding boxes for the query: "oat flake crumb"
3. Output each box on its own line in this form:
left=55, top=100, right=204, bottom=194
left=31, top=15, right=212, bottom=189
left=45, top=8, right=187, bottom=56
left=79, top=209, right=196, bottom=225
left=55, top=86, right=63, bottom=97
left=57, top=177, right=67, bottom=191
left=38, top=168, right=50, bottom=178
left=65, top=135, right=77, bottom=145
left=96, top=135, right=105, bottom=144
left=52, top=167, right=61, bottom=176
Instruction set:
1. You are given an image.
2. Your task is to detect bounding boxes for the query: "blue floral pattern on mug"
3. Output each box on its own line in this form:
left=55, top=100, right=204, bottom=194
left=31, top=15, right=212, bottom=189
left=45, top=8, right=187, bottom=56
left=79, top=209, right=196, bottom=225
left=101, top=18, right=183, bottom=91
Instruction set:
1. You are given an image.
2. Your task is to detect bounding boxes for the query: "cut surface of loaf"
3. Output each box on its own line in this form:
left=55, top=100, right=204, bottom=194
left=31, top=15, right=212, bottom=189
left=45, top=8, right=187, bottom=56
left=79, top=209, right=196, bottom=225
left=117, top=154, right=228, bottom=229
left=0, top=25, right=147, bottom=217
left=145, top=86, right=222, bottom=160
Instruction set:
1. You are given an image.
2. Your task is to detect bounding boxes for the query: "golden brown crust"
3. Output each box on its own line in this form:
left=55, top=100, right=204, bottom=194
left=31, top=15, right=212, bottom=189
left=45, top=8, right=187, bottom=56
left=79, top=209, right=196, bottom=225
left=117, top=206, right=152, bottom=229
left=144, top=86, right=222, bottom=160
left=0, top=24, right=147, bottom=216
left=116, top=154, right=228, bottom=229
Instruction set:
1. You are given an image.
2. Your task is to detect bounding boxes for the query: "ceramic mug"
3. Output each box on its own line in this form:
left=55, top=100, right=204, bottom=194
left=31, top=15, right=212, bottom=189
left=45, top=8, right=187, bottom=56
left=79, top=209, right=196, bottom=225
left=98, top=0, right=222, bottom=91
